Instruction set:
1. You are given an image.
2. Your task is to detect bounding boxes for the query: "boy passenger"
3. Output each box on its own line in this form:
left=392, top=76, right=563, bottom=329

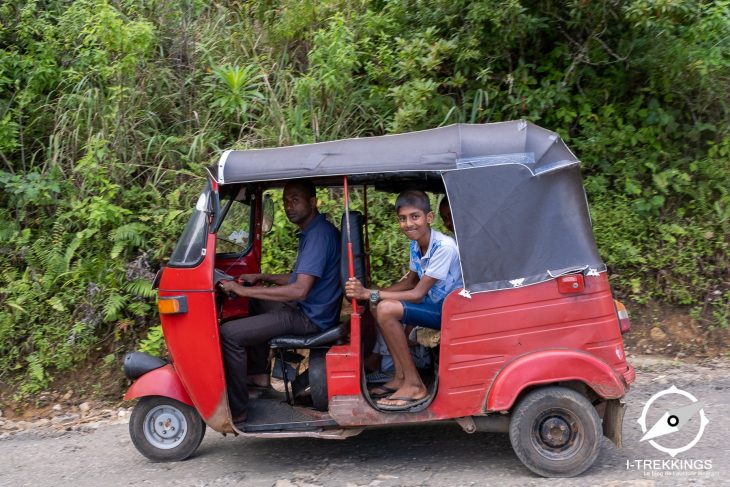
left=345, top=190, right=462, bottom=410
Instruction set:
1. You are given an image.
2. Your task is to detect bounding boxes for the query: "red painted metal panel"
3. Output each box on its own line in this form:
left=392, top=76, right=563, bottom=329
left=486, top=349, right=626, bottom=411
left=430, top=273, right=629, bottom=418
left=123, top=364, right=193, bottom=406
left=157, top=233, right=228, bottom=423
left=624, top=363, right=636, bottom=384
left=326, top=313, right=361, bottom=399
left=216, top=253, right=256, bottom=319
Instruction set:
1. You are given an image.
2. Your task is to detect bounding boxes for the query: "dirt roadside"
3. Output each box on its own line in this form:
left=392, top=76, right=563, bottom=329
left=1, top=354, right=729, bottom=487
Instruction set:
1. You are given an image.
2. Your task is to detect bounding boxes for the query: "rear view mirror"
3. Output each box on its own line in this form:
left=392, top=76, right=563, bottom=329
left=262, top=194, right=274, bottom=234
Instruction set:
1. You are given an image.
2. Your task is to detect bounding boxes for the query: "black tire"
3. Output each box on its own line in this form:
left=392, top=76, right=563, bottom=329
left=309, top=348, right=329, bottom=411
left=129, top=396, right=206, bottom=462
left=509, top=386, right=602, bottom=478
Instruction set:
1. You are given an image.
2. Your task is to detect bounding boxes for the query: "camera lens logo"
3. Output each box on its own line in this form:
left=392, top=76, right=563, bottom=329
left=638, top=385, right=709, bottom=457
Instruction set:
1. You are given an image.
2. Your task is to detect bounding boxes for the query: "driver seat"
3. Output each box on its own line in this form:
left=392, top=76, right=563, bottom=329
left=268, top=211, right=366, bottom=410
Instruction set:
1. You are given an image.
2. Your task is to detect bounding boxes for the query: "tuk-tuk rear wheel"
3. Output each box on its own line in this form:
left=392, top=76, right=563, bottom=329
left=129, top=396, right=206, bottom=462
left=508, top=386, right=601, bottom=478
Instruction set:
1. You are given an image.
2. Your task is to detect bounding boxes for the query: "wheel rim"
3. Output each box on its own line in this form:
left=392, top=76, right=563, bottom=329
left=142, top=404, right=188, bottom=450
left=530, top=407, right=582, bottom=460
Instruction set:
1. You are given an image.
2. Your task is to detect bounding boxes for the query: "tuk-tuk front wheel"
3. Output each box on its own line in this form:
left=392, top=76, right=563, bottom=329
left=509, top=386, right=601, bottom=478
left=129, top=396, right=206, bottom=462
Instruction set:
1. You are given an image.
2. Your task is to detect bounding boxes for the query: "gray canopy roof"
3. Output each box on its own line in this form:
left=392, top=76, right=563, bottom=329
left=210, top=121, right=605, bottom=294
left=209, top=121, right=579, bottom=185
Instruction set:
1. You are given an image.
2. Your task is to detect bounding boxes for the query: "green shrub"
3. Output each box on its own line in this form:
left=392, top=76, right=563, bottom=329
left=0, top=0, right=728, bottom=394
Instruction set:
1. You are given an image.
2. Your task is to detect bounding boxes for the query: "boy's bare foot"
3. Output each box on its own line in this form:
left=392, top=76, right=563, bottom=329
left=370, top=379, right=402, bottom=397
left=368, top=384, right=397, bottom=397
left=377, top=384, right=427, bottom=408
left=380, top=378, right=404, bottom=392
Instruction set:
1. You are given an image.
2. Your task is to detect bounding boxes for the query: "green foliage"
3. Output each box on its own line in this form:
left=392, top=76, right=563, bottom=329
left=0, top=0, right=728, bottom=394
left=206, top=64, right=265, bottom=122
left=138, top=325, right=166, bottom=357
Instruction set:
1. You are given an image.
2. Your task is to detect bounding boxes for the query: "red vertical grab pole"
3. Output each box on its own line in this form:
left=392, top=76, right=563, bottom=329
left=325, top=176, right=361, bottom=398
left=343, top=176, right=358, bottom=315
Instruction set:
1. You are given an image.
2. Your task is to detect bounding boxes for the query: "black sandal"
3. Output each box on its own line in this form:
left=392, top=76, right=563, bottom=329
left=368, top=385, right=397, bottom=398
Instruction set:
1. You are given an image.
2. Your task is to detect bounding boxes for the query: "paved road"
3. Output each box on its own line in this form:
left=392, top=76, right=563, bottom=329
left=2, top=356, right=729, bottom=486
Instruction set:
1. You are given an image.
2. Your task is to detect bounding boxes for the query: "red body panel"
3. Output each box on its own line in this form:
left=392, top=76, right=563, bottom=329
left=486, top=349, right=625, bottom=411
left=428, top=272, right=631, bottom=419
left=216, top=255, right=252, bottom=319
left=326, top=313, right=362, bottom=398
left=123, top=364, right=193, bottom=406
left=134, top=189, right=263, bottom=431
left=157, top=233, right=228, bottom=425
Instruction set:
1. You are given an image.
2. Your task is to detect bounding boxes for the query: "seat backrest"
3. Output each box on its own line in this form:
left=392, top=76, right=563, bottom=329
left=340, top=211, right=366, bottom=288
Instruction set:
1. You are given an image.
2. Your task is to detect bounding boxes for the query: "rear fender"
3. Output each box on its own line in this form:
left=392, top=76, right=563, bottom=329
left=486, top=349, right=626, bottom=412
left=123, top=364, right=193, bottom=407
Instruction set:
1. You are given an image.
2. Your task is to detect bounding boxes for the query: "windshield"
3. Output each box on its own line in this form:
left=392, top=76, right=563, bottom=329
left=168, top=187, right=211, bottom=267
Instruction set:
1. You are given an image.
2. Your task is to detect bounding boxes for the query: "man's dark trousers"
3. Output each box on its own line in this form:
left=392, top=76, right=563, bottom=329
left=220, top=299, right=320, bottom=417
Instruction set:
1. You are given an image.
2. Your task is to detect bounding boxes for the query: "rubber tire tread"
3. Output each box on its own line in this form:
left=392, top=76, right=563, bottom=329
left=309, top=348, right=329, bottom=411
left=508, top=386, right=602, bottom=478
left=129, top=396, right=206, bottom=462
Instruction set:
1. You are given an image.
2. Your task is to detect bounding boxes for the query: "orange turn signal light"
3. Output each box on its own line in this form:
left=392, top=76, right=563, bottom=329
left=158, top=296, right=187, bottom=315
left=614, top=300, right=631, bottom=334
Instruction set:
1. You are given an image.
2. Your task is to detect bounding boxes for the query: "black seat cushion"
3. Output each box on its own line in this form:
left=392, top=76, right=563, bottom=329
left=269, top=324, right=348, bottom=349
left=340, top=211, right=366, bottom=288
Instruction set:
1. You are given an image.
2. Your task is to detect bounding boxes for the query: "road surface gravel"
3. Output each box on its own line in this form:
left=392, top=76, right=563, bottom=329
left=1, top=355, right=729, bottom=486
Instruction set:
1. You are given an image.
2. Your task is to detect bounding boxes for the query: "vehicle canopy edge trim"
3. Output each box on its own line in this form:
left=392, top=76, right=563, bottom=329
left=533, top=160, right=581, bottom=177
left=205, top=166, right=216, bottom=182
left=456, top=152, right=536, bottom=169
left=441, top=172, right=466, bottom=296
left=454, top=158, right=580, bottom=177
left=209, top=162, right=580, bottom=188
left=218, top=150, right=232, bottom=184
left=212, top=169, right=450, bottom=186
left=466, top=268, right=608, bottom=295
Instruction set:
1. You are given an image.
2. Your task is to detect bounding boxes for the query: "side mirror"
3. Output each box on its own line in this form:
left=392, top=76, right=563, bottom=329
left=262, top=194, right=274, bottom=234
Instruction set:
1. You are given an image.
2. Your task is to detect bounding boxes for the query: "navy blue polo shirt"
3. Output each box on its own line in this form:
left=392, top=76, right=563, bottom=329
left=288, top=214, right=342, bottom=330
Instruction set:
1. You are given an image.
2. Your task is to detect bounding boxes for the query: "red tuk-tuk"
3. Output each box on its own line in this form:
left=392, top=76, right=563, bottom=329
left=123, top=121, right=635, bottom=478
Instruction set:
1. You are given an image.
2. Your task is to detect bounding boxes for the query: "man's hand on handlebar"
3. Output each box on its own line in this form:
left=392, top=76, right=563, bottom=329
left=217, top=279, right=244, bottom=299
left=236, top=274, right=261, bottom=286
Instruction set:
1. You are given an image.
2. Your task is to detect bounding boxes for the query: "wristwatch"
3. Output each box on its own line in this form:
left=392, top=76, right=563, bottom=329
left=369, top=289, right=380, bottom=305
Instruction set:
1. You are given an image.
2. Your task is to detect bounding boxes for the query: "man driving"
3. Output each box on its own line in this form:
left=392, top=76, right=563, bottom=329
left=218, top=179, right=341, bottom=424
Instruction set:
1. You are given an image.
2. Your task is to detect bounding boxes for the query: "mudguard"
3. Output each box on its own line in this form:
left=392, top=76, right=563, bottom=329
left=123, top=364, right=193, bottom=406
left=486, top=349, right=626, bottom=412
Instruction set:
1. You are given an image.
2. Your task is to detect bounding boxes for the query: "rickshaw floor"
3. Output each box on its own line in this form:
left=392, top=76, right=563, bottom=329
left=238, top=398, right=335, bottom=432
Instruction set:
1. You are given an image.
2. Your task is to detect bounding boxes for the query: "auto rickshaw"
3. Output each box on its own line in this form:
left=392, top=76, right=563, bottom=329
left=123, top=121, right=635, bottom=478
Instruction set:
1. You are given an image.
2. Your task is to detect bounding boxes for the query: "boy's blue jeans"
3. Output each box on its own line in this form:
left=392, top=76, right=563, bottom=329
left=401, top=298, right=443, bottom=329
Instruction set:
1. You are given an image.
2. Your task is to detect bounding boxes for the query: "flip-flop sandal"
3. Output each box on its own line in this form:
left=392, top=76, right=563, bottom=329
left=366, top=371, right=394, bottom=384
left=368, top=385, right=397, bottom=398
left=377, top=395, right=429, bottom=411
